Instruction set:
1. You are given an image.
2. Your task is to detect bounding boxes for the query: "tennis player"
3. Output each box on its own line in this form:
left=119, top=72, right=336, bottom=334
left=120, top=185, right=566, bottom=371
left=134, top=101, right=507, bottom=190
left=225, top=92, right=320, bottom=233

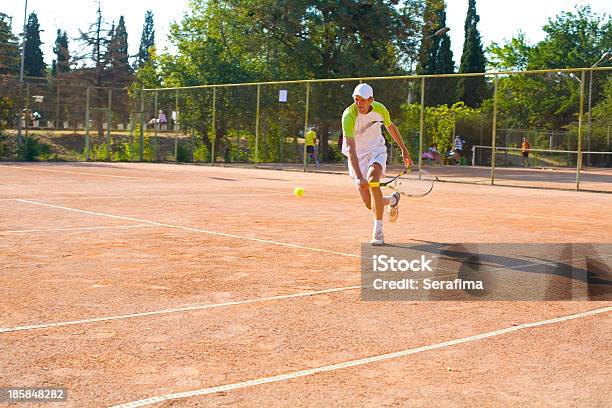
left=341, top=83, right=413, bottom=245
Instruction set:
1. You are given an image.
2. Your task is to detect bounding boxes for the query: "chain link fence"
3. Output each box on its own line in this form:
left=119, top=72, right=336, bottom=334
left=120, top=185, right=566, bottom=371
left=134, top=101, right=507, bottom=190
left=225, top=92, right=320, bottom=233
left=1, top=67, right=611, bottom=191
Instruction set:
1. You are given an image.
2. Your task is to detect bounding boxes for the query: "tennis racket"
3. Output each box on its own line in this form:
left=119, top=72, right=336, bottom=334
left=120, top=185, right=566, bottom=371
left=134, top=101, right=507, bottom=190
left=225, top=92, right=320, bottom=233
left=369, top=167, right=437, bottom=198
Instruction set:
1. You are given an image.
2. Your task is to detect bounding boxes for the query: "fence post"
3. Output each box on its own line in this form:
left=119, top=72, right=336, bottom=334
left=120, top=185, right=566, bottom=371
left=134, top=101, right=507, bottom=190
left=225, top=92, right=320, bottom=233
left=140, top=87, right=145, bottom=161
left=106, top=88, right=112, bottom=161
left=190, top=128, right=195, bottom=163
left=490, top=74, right=499, bottom=185
left=576, top=70, right=586, bottom=190
left=129, top=112, right=135, bottom=162
left=153, top=89, right=159, bottom=161
left=255, top=84, right=261, bottom=165
left=211, top=87, right=216, bottom=165
left=174, top=89, right=179, bottom=163
left=303, top=82, right=310, bottom=172
left=55, top=83, right=60, bottom=129
left=418, top=77, right=425, bottom=179
left=85, top=87, right=90, bottom=161
left=25, top=83, right=30, bottom=141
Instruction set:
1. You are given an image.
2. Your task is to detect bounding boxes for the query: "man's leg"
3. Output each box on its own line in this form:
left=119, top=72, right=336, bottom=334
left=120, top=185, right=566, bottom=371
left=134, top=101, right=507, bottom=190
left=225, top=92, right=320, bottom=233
left=352, top=158, right=390, bottom=211
left=368, top=163, right=386, bottom=221
left=358, top=185, right=372, bottom=210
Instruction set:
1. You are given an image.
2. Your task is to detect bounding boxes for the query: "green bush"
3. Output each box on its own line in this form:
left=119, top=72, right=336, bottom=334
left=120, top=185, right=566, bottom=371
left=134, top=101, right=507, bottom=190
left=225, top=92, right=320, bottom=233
left=193, top=143, right=209, bottom=162
left=19, top=136, right=51, bottom=161
left=176, top=141, right=191, bottom=162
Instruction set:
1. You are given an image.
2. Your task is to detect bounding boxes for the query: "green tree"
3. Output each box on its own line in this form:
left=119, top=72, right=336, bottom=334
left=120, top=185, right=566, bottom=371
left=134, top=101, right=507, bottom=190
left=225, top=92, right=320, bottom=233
left=0, top=13, right=20, bottom=75
left=417, top=0, right=455, bottom=106
left=24, top=12, right=46, bottom=77
left=136, top=11, right=155, bottom=69
left=529, top=6, right=612, bottom=70
left=51, top=29, right=70, bottom=76
left=487, top=32, right=530, bottom=71
left=107, top=16, right=131, bottom=82
left=457, top=0, right=486, bottom=107
left=240, top=0, right=420, bottom=158
left=486, top=6, right=611, bottom=132
left=160, top=0, right=423, bottom=161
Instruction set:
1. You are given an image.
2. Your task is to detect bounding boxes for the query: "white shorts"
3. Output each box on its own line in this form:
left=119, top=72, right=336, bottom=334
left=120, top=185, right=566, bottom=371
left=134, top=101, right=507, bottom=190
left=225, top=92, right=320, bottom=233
left=348, top=150, right=387, bottom=186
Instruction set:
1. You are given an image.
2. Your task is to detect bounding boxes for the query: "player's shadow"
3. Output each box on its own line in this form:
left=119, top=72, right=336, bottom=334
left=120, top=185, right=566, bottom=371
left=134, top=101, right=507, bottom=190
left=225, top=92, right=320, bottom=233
left=384, top=241, right=611, bottom=300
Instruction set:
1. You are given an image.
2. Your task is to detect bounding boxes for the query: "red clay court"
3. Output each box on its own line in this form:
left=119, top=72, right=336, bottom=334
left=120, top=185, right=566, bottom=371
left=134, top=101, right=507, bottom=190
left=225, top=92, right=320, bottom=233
left=0, top=162, right=611, bottom=407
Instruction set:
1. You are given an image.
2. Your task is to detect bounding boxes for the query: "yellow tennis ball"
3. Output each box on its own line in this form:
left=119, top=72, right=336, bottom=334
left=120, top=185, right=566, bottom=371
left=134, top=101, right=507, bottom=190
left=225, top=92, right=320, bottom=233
left=294, top=187, right=304, bottom=197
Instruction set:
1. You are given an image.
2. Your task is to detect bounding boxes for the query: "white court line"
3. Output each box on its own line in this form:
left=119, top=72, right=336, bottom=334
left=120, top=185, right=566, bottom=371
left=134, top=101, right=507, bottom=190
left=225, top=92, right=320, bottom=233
left=1, top=193, right=288, bottom=201
left=14, top=199, right=361, bottom=259
left=0, top=164, right=162, bottom=181
left=0, top=286, right=361, bottom=334
left=111, top=305, right=612, bottom=408
left=0, top=272, right=464, bottom=334
left=0, top=224, right=155, bottom=234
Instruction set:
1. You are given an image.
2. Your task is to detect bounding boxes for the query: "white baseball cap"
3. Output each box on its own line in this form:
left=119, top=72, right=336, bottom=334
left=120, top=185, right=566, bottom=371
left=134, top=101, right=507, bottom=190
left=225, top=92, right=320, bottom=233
left=352, top=83, right=373, bottom=99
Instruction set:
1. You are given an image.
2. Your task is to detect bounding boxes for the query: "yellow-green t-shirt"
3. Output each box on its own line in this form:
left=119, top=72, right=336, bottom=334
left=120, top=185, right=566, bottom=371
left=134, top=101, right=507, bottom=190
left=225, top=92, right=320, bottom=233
left=305, top=130, right=316, bottom=146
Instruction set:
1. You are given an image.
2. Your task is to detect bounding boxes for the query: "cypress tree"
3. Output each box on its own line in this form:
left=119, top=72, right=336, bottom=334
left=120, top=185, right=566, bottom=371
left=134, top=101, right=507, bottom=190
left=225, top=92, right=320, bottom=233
left=417, top=0, right=455, bottom=106
left=136, top=11, right=155, bottom=69
left=23, top=12, right=46, bottom=77
left=457, top=0, right=487, bottom=107
left=52, top=30, right=70, bottom=76
left=107, top=16, right=131, bottom=82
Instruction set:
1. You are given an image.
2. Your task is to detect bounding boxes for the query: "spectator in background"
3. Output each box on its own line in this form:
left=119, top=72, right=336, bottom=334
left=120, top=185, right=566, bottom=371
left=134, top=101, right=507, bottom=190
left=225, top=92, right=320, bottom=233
left=521, top=137, right=531, bottom=167
left=422, top=143, right=440, bottom=164
left=158, top=110, right=168, bottom=131
left=452, top=135, right=464, bottom=164
left=305, top=126, right=320, bottom=167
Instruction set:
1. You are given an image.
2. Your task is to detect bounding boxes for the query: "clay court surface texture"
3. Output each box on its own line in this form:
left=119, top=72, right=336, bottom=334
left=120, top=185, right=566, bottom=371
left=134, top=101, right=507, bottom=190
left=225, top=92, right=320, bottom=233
left=0, top=162, right=610, bottom=407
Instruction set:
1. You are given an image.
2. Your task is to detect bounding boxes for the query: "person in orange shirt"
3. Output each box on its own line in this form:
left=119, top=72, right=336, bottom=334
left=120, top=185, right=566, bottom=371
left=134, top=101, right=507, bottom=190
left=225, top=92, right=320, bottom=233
left=521, top=137, right=531, bottom=167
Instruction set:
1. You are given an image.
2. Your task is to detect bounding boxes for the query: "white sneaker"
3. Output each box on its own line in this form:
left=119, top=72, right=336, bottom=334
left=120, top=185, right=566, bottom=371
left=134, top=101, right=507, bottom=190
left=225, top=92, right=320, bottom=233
left=370, top=227, right=384, bottom=246
left=388, top=192, right=400, bottom=223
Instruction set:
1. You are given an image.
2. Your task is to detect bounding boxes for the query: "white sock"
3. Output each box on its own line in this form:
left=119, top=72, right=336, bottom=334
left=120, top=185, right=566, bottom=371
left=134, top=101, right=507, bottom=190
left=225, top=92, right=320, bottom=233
left=373, top=220, right=383, bottom=231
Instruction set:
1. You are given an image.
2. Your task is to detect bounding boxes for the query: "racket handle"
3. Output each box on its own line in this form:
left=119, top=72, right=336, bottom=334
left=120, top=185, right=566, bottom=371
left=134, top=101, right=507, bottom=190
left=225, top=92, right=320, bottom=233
left=369, top=181, right=381, bottom=187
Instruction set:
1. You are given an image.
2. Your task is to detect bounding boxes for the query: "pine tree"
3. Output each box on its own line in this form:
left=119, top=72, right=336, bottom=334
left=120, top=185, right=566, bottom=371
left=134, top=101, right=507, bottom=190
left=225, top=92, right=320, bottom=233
left=23, top=12, right=46, bottom=77
left=417, top=0, right=455, bottom=106
left=457, top=0, right=487, bottom=107
left=107, top=16, right=131, bottom=81
left=51, top=30, right=70, bottom=76
left=0, top=12, right=20, bottom=75
left=136, top=11, right=155, bottom=69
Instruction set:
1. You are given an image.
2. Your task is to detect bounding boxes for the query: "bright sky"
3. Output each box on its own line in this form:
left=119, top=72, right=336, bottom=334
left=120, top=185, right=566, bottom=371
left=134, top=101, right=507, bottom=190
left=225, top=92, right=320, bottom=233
left=2, top=0, right=611, bottom=68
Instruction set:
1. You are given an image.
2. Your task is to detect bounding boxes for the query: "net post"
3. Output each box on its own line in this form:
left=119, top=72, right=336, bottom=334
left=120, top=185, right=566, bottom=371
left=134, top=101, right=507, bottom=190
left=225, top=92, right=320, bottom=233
left=255, top=84, right=261, bottom=166
left=153, top=89, right=159, bottom=162
left=418, top=77, right=425, bottom=179
left=211, top=87, right=216, bottom=165
left=471, top=145, right=476, bottom=166
left=106, top=88, right=112, bottom=161
left=303, top=82, right=310, bottom=172
left=576, top=71, right=585, bottom=190
left=490, top=74, right=499, bottom=185
left=85, top=87, right=90, bottom=161
left=139, top=88, right=145, bottom=162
